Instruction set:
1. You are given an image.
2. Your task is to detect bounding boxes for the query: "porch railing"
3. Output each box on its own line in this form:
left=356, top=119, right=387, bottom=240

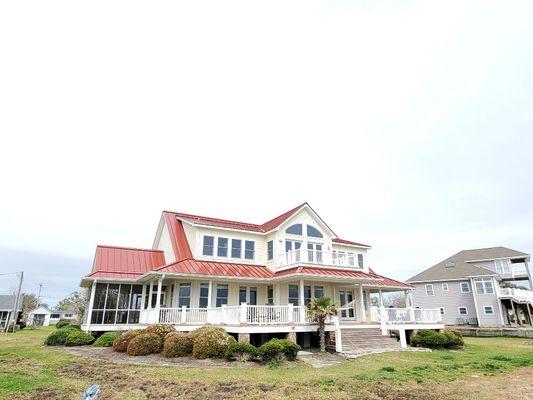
left=381, top=307, right=442, bottom=324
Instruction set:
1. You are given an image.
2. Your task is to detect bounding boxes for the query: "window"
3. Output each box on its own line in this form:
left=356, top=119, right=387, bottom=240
left=288, top=285, right=299, bottom=305
left=216, top=284, right=228, bottom=307
left=217, top=237, right=228, bottom=257
left=304, top=285, right=312, bottom=305
left=249, top=287, right=257, bottom=306
left=314, top=286, right=324, bottom=299
left=267, top=285, right=274, bottom=304
left=442, top=283, right=449, bottom=291
left=267, top=240, right=273, bottom=260
left=199, top=283, right=209, bottom=308
left=244, top=240, right=255, bottom=260
left=425, top=284, right=434, bottom=296
left=90, top=283, right=142, bottom=324
left=460, top=282, right=470, bottom=293
left=494, top=259, right=511, bottom=274
left=348, top=253, right=355, bottom=266
left=239, top=286, right=247, bottom=304
left=178, top=283, right=191, bottom=308
left=357, top=254, right=364, bottom=268
left=458, top=307, right=468, bottom=315
left=51, top=313, right=60, bottom=318
left=307, top=242, right=323, bottom=263
left=474, top=277, right=494, bottom=295
left=483, top=305, right=494, bottom=315
left=286, top=224, right=302, bottom=235
left=64, top=313, right=73, bottom=318
left=231, top=239, right=242, bottom=258
left=306, top=225, right=323, bottom=238
left=202, top=236, right=214, bottom=256
left=439, top=307, right=445, bottom=315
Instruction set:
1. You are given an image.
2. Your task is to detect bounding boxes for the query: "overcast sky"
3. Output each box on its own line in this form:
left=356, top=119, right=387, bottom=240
left=1, top=1, right=532, bottom=305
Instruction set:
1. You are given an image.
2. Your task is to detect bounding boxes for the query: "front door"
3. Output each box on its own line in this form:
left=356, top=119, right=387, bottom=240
left=339, top=290, right=355, bottom=320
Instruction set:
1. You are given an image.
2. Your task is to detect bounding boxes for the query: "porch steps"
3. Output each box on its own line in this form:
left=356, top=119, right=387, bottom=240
left=335, top=328, right=401, bottom=353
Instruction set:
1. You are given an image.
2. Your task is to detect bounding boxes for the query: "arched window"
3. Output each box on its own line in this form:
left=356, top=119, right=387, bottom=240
left=306, top=225, right=323, bottom=238
left=285, top=224, right=302, bottom=235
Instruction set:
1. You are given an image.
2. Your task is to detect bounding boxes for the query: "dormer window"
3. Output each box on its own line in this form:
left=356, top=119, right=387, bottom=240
left=446, top=261, right=455, bottom=268
left=306, top=225, right=323, bottom=238
left=286, top=224, right=302, bottom=235
left=202, top=236, right=214, bottom=256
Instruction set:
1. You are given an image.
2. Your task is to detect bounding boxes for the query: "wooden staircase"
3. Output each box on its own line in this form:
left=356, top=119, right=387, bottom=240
left=331, top=327, right=402, bottom=354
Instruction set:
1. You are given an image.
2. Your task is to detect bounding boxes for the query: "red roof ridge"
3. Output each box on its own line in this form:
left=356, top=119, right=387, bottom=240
left=164, top=210, right=262, bottom=229
left=259, top=202, right=308, bottom=232
left=96, top=244, right=164, bottom=253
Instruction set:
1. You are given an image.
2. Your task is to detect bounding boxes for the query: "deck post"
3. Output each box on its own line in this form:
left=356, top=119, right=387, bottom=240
left=85, top=280, right=97, bottom=332
left=221, top=305, right=227, bottom=324
left=298, top=279, right=305, bottom=322
left=240, top=303, right=247, bottom=324
left=359, top=285, right=366, bottom=322
left=148, top=281, right=154, bottom=309
left=409, top=307, right=416, bottom=322
left=140, top=284, right=146, bottom=311
left=399, top=329, right=407, bottom=348
left=155, top=277, right=163, bottom=324
left=180, top=305, right=187, bottom=324
left=288, top=303, right=294, bottom=323
left=207, top=280, right=213, bottom=308
left=333, top=316, right=342, bottom=352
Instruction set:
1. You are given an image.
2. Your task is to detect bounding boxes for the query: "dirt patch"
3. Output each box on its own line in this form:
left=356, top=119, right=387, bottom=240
left=55, top=346, right=261, bottom=368
left=13, top=388, right=71, bottom=400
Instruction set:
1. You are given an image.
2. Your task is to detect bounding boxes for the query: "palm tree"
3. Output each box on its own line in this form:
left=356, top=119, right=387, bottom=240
left=307, top=297, right=338, bottom=352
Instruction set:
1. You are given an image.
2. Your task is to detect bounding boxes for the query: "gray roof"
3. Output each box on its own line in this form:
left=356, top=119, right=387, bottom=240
left=0, top=295, right=23, bottom=311
left=407, top=246, right=530, bottom=283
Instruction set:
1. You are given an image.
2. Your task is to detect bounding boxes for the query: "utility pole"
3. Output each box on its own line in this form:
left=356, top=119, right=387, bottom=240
left=37, top=283, right=43, bottom=304
left=9, top=271, right=24, bottom=333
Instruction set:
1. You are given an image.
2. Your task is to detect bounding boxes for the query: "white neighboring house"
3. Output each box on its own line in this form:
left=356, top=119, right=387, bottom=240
left=80, top=203, right=444, bottom=352
left=0, top=295, right=22, bottom=329
left=28, top=307, right=78, bottom=327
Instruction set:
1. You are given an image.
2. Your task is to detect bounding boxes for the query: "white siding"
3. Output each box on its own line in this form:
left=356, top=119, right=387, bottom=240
left=155, top=220, right=176, bottom=263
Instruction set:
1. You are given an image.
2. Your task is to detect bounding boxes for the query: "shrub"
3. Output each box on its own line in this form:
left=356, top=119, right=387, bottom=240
left=224, top=342, right=258, bottom=362
left=191, top=327, right=236, bottom=359
left=411, top=329, right=464, bottom=349
left=56, top=320, right=70, bottom=329
left=163, top=332, right=194, bottom=358
left=127, top=333, right=163, bottom=356
left=45, top=329, right=71, bottom=346
left=112, top=329, right=145, bottom=352
left=258, top=338, right=301, bottom=363
left=64, top=330, right=95, bottom=346
left=93, top=332, right=121, bottom=347
left=145, top=324, right=176, bottom=341
left=67, top=324, right=81, bottom=330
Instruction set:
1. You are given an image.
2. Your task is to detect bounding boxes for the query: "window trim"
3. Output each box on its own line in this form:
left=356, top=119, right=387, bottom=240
left=474, top=277, right=494, bottom=295
left=458, top=306, right=468, bottom=315
left=425, top=284, right=434, bottom=296
left=285, top=224, right=303, bottom=235
left=202, top=235, right=215, bottom=256
left=267, top=240, right=273, bottom=261
left=442, top=283, right=448, bottom=291
left=217, top=237, right=229, bottom=258
left=244, top=240, right=255, bottom=260
left=439, top=307, right=445, bottom=315
left=483, top=305, right=494, bottom=315
left=460, top=282, right=470, bottom=293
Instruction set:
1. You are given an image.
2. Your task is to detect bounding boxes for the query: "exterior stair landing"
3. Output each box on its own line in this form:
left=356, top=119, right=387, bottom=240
left=335, top=327, right=402, bottom=354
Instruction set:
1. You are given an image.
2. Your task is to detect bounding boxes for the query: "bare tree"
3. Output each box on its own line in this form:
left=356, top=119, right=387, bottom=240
left=21, top=293, right=39, bottom=322
left=385, top=292, right=406, bottom=308
left=57, top=289, right=89, bottom=322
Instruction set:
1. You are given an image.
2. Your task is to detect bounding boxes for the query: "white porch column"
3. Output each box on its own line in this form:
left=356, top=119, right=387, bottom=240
left=148, top=281, right=154, bottom=309
left=155, top=277, right=163, bottom=324
left=85, top=280, right=97, bottom=332
left=399, top=329, right=407, bottom=348
left=274, top=283, right=281, bottom=305
left=378, top=289, right=384, bottom=307
left=406, top=290, right=413, bottom=308
left=359, top=284, right=366, bottom=322
left=140, top=284, right=146, bottom=311
left=299, top=279, right=305, bottom=322
left=207, top=280, right=213, bottom=308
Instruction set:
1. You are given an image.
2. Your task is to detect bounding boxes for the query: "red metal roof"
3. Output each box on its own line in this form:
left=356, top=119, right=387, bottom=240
left=162, top=212, right=193, bottom=261
left=86, top=245, right=166, bottom=280
left=168, top=203, right=307, bottom=233
left=332, top=238, right=371, bottom=248
left=156, top=259, right=274, bottom=278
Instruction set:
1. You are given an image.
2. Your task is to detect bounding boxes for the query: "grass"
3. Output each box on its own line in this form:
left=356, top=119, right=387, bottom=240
left=0, top=327, right=532, bottom=399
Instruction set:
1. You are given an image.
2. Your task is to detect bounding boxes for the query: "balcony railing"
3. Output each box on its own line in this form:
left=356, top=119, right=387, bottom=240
left=498, top=287, right=533, bottom=304
left=377, top=307, right=442, bottom=324
left=277, top=249, right=363, bottom=269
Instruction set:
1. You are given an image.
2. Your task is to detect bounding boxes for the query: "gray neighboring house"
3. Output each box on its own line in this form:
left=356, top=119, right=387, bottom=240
left=407, top=247, right=533, bottom=327
left=0, top=294, right=23, bottom=329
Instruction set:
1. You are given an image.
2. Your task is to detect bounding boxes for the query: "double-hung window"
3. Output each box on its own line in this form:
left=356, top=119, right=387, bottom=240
left=267, top=285, right=274, bottom=304
left=267, top=240, right=273, bottom=260
left=217, top=237, right=228, bottom=257
left=314, top=286, right=324, bottom=299
left=458, top=307, right=468, bottom=315
left=178, top=283, right=191, bottom=308
left=442, top=283, right=449, bottom=291
left=460, top=282, right=470, bottom=293
left=357, top=254, right=364, bottom=268
left=216, top=284, right=228, bottom=307
left=425, top=284, right=434, bottom=296
left=231, top=239, right=242, bottom=259
left=199, top=283, right=209, bottom=308
left=288, top=285, right=299, bottom=305
left=202, top=236, right=214, bottom=256
left=474, top=277, right=494, bottom=294
left=483, top=305, right=494, bottom=315
left=244, top=240, right=255, bottom=260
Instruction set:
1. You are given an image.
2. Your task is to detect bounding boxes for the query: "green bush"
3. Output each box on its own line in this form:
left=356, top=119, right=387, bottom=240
left=67, top=324, right=81, bottom=330
left=163, top=332, right=194, bottom=358
left=411, top=329, right=464, bottom=349
left=44, top=329, right=71, bottom=346
left=55, top=320, right=71, bottom=329
left=145, top=324, right=176, bottom=341
left=257, top=338, right=301, bottom=363
left=224, top=342, right=258, bottom=362
left=93, top=332, right=121, bottom=347
left=126, top=333, right=163, bottom=356
left=112, top=329, right=145, bottom=352
left=191, top=327, right=236, bottom=359
left=64, top=330, right=95, bottom=346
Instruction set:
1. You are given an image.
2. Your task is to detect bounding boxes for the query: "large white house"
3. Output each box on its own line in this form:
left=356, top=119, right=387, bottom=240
left=80, top=203, right=443, bottom=352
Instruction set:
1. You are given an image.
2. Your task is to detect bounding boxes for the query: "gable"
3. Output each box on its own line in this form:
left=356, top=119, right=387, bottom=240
left=276, top=204, right=336, bottom=238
